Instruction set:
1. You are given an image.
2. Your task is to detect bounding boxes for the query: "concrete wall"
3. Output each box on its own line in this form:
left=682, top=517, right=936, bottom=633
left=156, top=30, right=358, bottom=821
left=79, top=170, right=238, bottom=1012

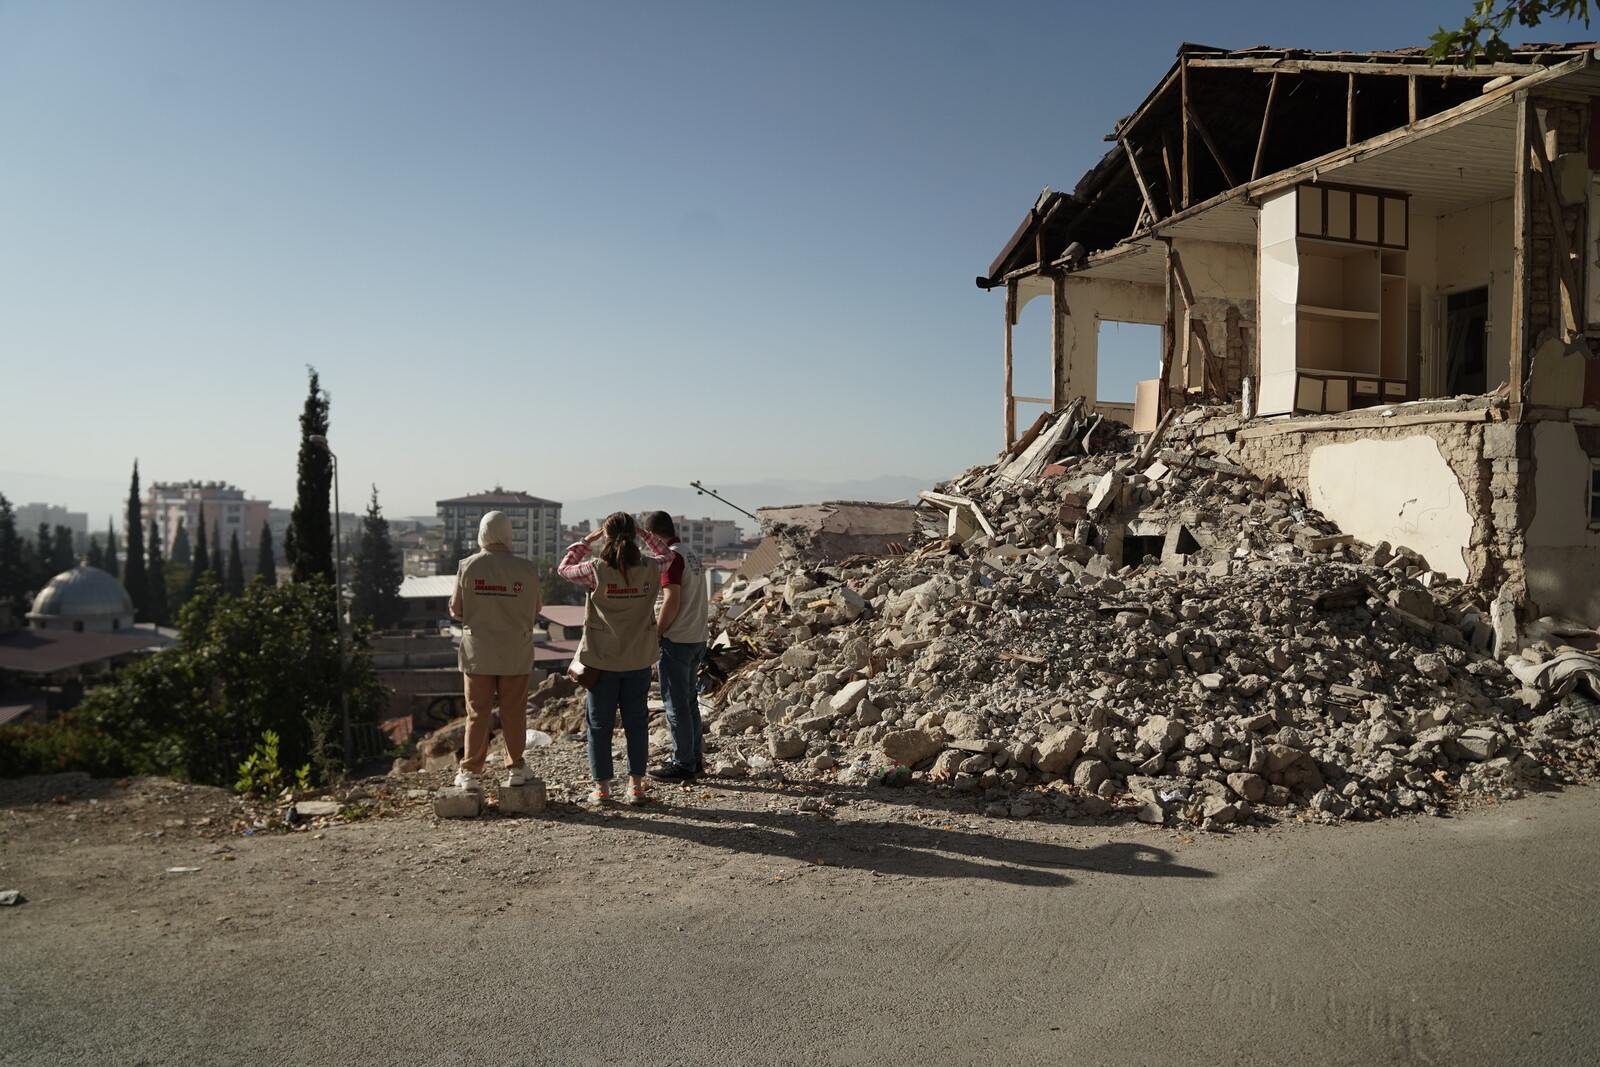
left=1527, top=418, right=1600, bottom=622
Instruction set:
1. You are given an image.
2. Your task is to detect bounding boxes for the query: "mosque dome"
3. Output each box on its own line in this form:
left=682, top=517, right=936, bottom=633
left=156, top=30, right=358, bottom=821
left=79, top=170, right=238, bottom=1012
left=27, top=565, right=136, bottom=632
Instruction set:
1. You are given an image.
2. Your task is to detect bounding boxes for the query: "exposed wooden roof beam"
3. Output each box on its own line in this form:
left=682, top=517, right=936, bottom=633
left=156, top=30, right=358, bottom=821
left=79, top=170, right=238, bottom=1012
left=1180, top=58, right=1191, bottom=209
left=1252, top=72, right=1280, bottom=181
left=1187, top=99, right=1240, bottom=190
left=1121, top=139, right=1162, bottom=225
left=1117, top=57, right=1588, bottom=248
left=1347, top=73, right=1356, bottom=146
left=1185, top=56, right=1563, bottom=78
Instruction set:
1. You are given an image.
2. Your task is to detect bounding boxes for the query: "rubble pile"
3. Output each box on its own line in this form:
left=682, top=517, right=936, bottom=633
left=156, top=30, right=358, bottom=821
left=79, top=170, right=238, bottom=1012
left=699, top=405, right=1599, bottom=828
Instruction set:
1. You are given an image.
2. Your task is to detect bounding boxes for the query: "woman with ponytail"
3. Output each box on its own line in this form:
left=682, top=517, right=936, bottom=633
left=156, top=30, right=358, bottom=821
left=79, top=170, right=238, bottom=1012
left=558, top=511, right=673, bottom=805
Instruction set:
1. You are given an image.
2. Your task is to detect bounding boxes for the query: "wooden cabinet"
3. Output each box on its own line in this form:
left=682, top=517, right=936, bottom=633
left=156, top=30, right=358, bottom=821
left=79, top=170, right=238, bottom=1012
left=1258, top=183, right=1410, bottom=416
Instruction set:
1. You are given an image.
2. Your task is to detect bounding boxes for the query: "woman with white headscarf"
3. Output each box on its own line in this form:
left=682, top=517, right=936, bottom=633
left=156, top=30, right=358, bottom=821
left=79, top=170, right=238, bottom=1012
left=447, top=510, right=545, bottom=791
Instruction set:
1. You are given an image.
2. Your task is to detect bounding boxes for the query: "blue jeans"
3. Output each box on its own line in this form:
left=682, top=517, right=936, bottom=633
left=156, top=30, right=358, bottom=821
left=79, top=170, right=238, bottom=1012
left=586, top=666, right=652, bottom=782
left=658, top=639, right=705, bottom=769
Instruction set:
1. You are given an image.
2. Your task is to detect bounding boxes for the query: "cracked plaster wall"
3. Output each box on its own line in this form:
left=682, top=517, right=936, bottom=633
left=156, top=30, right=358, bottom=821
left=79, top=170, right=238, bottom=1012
left=1231, top=419, right=1522, bottom=595
left=1304, top=437, right=1473, bottom=580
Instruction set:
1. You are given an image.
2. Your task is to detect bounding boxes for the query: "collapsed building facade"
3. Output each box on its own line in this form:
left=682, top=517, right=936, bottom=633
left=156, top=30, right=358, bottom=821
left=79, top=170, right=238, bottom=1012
left=979, top=43, right=1600, bottom=632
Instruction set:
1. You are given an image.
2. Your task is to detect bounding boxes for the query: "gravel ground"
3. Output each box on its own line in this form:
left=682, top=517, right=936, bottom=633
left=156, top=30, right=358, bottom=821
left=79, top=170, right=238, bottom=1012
left=2, top=756, right=1598, bottom=1066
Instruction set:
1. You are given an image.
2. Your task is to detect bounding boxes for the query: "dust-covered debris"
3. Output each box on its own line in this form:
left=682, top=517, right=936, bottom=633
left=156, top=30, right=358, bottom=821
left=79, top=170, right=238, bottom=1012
left=692, top=406, right=1599, bottom=829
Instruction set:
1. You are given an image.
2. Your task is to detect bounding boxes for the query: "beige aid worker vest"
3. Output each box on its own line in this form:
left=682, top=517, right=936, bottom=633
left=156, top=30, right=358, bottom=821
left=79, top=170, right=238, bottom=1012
left=659, top=542, right=710, bottom=645
left=456, top=549, right=545, bottom=675
left=578, top=557, right=659, bottom=672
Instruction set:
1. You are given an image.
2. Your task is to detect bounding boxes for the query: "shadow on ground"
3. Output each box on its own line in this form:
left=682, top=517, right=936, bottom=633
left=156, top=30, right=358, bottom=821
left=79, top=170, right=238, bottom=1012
left=558, top=788, right=1215, bottom=886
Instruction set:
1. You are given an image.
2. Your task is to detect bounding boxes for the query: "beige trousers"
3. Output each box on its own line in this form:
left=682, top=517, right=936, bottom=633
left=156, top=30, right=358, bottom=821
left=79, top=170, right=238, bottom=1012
left=460, top=672, right=530, bottom=774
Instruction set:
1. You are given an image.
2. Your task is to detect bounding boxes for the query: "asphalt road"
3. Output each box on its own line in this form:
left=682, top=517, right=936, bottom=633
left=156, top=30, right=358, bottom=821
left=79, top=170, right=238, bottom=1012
left=3, top=783, right=1597, bottom=1067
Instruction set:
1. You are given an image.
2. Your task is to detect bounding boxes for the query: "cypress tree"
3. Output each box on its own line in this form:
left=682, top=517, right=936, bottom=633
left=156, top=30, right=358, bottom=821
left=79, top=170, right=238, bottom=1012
left=124, top=462, right=149, bottom=622
left=211, top=522, right=223, bottom=578
left=171, top=519, right=191, bottom=567
left=226, top=531, right=245, bottom=596
left=34, top=523, right=55, bottom=588
left=147, top=517, right=169, bottom=627
left=187, top=504, right=210, bottom=600
left=87, top=535, right=104, bottom=572
left=285, top=367, right=334, bottom=583
left=104, top=523, right=119, bottom=579
left=0, top=494, right=24, bottom=613
left=52, top=523, right=76, bottom=573
left=255, top=521, right=277, bottom=586
left=350, top=485, right=405, bottom=630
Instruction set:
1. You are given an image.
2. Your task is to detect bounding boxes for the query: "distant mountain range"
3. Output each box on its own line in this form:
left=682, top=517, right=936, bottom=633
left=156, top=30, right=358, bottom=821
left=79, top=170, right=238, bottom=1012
left=559, top=475, right=937, bottom=529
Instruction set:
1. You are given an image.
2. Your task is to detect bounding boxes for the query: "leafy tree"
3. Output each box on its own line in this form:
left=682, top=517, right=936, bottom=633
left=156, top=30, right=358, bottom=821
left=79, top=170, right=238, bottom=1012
left=256, top=520, right=278, bottom=586
left=187, top=504, right=210, bottom=601
left=0, top=494, right=24, bottom=614
left=123, top=462, right=148, bottom=622
left=146, top=517, right=169, bottom=627
left=171, top=519, right=191, bottom=567
left=103, top=522, right=119, bottom=579
left=1430, top=1, right=1592, bottom=63
left=539, top=558, right=583, bottom=607
left=226, top=531, right=246, bottom=596
left=51, top=523, right=75, bottom=573
left=63, top=577, right=381, bottom=785
left=349, top=485, right=404, bottom=630
left=87, top=535, right=104, bottom=572
left=285, top=367, right=334, bottom=584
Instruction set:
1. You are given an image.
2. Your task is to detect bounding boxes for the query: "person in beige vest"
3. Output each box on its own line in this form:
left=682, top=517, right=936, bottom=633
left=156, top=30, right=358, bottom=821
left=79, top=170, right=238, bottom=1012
left=448, top=511, right=544, bottom=791
left=642, top=511, right=711, bottom=782
left=557, top=511, right=672, bottom=805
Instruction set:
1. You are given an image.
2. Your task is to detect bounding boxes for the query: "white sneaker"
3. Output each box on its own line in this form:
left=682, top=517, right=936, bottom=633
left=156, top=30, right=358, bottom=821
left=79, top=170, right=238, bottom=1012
left=453, top=769, right=481, bottom=791
left=504, top=765, right=536, bottom=787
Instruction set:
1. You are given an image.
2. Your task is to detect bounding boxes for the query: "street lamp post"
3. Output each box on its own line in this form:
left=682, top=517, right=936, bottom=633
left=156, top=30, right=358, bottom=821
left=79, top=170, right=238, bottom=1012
left=308, top=434, right=352, bottom=771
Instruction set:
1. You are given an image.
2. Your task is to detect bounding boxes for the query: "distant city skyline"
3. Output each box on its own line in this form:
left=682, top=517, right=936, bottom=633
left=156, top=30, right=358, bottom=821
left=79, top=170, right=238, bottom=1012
left=1, top=2, right=1554, bottom=536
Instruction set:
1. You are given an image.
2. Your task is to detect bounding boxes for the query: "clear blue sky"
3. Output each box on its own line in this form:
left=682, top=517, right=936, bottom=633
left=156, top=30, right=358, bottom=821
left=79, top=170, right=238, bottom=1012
left=0, top=0, right=1567, bottom=527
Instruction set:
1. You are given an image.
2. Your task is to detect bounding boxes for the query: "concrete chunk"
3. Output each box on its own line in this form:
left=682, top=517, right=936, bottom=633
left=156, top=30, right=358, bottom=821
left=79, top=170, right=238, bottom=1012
left=498, top=780, right=547, bottom=814
left=433, top=789, right=482, bottom=819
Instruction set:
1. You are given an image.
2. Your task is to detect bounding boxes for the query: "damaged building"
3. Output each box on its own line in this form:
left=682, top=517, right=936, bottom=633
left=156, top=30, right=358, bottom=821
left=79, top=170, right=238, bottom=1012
left=979, top=43, right=1600, bottom=631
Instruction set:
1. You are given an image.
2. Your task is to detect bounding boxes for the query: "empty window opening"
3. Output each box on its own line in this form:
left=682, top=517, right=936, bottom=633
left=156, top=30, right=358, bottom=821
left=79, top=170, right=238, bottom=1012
left=1173, top=525, right=1202, bottom=555
left=1445, top=287, right=1488, bottom=396
left=1011, top=295, right=1054, bottom=421
left=1122, top=535, right=1165, bottom=567
left=1097, top=321, right=1162, bottom=402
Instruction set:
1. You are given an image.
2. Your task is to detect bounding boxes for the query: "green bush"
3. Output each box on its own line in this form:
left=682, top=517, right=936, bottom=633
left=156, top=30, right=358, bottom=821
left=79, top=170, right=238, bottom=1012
left=72, top=577, right=382, bottom=788
left=0, top=711, right=128, bottom=780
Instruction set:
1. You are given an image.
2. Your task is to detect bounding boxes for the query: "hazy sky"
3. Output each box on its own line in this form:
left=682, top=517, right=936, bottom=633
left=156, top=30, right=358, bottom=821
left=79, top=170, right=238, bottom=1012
left=0, top=0, right=1562, bottom=527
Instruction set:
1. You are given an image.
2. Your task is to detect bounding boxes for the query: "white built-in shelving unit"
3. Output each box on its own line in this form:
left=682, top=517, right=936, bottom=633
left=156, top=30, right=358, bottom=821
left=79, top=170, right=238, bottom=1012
left=1258, top=182, right=1409, bottom=415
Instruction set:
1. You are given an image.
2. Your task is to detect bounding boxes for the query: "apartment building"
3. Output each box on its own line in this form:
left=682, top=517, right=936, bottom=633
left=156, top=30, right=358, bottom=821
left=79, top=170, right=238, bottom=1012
left=145, top=481, right=270, bottom=559
left=437, top=488, right=562, bottom=563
